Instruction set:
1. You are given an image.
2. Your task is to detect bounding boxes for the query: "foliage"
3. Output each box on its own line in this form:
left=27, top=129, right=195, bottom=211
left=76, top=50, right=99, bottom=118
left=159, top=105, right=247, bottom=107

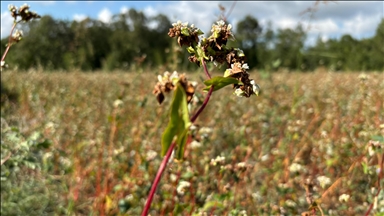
left=0, top=119, right=64, bottom=215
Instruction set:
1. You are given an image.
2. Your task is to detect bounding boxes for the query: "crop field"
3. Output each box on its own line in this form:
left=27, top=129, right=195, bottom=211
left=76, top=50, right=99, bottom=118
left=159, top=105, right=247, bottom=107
left=1, top=70, right=383, bottom=215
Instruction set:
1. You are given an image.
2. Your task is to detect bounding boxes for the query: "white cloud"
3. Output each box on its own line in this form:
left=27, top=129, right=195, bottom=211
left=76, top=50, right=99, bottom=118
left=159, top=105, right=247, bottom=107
left=153, top=1, right=382, bottom=45
left=1, top=11, right=13, bottom=39
left=98, top=8, right=112, bottom=23
left=24, top=1, right=55, bottom=6
left=120, top=6, right=129, bottom=14
left=341, top=13, right=382, bottom=39
left=73, top=14, right=87, bottom=22
left=274, top=18, right=299, bottom=30
left=143, top=6, right=158, bottom=17
left=308, top=18, right=339, bottom=35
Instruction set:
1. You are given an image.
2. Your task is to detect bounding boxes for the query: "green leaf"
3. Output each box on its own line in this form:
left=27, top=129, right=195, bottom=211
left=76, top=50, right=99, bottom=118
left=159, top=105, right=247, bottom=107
left=36, top=139, right=52, bottom=149
left=223, top=69, right=232, bottom=77
left=371, top=135, right=384, bottom=142
left=196, top=46, right=209, bottom=61
left=175, top=129, right=189, bottom=160
left=161, top=83, right=191, bottom=158
left=203, top=76, right=242, bottom=92
left=186, top=46, right=195, bottom=54
left=202, top=201, right=224, bottom=211
left=181, top=28, right=190, bottom=36
left=196, top=29, right=204, bottom=36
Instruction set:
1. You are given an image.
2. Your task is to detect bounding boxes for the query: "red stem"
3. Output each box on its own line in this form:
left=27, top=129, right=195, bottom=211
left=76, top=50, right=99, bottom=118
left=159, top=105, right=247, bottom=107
left=201, top=59, right=211, bottom=79
left=1, top=22, right=17, bottom=63
left=141, top=141, right=177, bottom=216
left=142, top=59, right=213, bottom=215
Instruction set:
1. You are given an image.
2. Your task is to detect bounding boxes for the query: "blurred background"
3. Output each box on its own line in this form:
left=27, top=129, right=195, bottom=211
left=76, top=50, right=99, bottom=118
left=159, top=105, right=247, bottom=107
left=1, top=1, right=384, bottom=216
left=1, top=1, right=383, bottom=72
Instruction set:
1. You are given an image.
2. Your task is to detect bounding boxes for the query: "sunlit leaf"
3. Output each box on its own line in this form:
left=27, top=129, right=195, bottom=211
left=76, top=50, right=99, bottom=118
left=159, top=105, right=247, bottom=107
left=161, top=83, right=191, bottom=158
left=203, top=76, right=242, bottom=92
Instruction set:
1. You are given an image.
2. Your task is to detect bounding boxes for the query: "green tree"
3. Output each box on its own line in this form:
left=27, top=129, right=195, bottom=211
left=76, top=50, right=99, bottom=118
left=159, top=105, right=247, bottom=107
left=3, top=15, right=74, bottom=70
left=236, top=15, right=262, bottom=69
left=274, top=24, right=306, bottom=71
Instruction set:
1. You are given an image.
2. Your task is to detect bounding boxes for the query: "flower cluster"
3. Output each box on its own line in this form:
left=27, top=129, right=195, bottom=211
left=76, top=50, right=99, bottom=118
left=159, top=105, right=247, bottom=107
left=176, top=180, right=191, bottom=195
left=316, top=175, right=331, bottom=189
left=168, top=20, right=260, bottom=98
left=153, top=71, right=195, bottom=105
left=2, top=4, right=41, bottom=71
left=9, top=4, right=41, bottom=23
left=210, top=155, right=225, bottom=166
left=168, top=21, right=204, bottom=48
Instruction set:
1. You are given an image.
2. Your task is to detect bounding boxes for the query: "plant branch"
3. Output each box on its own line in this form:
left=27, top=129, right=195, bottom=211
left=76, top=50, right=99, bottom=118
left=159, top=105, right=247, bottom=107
left=190, top=86, right=214, bottom=123
left=1, top=21, right=17, bottom=63
left=201, top=58, right=212, bottom=79
left=141, top=140, right=177, bottom=216
left=142, top=59, right=214, bottom=215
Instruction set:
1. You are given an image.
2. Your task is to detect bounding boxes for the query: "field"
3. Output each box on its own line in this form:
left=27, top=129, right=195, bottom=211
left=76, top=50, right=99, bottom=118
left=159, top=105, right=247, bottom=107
left=1, top=70, right=383, bottom=215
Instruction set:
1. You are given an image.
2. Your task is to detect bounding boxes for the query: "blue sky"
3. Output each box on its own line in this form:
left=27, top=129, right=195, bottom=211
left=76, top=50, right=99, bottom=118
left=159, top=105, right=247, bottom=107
left=1, top=1, right=167, bottom=21
left=1, top=1, right=383, bottom=46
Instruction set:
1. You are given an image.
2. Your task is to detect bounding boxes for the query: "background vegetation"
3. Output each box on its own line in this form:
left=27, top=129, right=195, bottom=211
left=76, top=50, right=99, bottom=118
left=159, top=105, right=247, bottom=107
left=1, top=8, right=384, bottom=72
left=1, top=69, right=383, bottom=215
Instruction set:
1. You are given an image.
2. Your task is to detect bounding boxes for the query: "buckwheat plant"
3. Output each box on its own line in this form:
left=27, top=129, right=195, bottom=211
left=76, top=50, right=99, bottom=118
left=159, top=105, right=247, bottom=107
left=1, top=3, right=41, bottom=71
left=143, top=20, right=260, bottom=215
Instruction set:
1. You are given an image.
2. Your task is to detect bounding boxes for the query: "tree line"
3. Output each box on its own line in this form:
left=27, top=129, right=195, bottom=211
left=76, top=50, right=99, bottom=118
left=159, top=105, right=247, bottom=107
left=1, top=8, right=383, bottom=72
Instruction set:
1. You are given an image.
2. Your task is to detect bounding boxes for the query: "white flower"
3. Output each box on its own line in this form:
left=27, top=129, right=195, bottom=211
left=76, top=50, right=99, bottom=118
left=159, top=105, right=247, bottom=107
left=234, top=48, right=245, bottom=57
left=239, top=210, right=247, bottom=216
left=170, top=174, right=177, bottom=182
left=190, top=140, right=202, bottom=149
left=231, top=62, right=242, bottom=69
left=158, top=74, right=163, bottom=83
left=252, top=192, right=262, bottom=200
left=12, top=29, right=23, bottom=40
left=163, top=71, right=170, bottom=78
left=113, top=99, right=123, bottom=108
left=125, top=194, right=134, bottom=201
left=261, top=154, right=269, bottom=161
left=285, top=199, right=297, bottom=207
left=217, top=20, right=225, bottom=26
left=368, top=145, right=375, bottom=156
left=339, top=194, right=350, bottom=202
left=176, top=181, right=191, bottom=195
left=170, top=71, right=179, bottom=85
left=358, top=73, right=368, bottom=81
left=146, top=150, right=158, bottom=161
left=8, top=4, right=16, bottom=12
left=1, top=61, right=5, bottom=67
left=237, top=162, right=246, bottom=168
left=241, top=63, right=249, bottom=70
left=227, top=24, right=232, bottom=30
left=172, top=20, right=183, bottom=27
left=234, top=88, right=245, bottom=97
left=250, top=80, right=260, bottom=96
left=199, top=127, right=213, bottom=137
left=317, top=175, right=331, bottom=189
left=289, top=163, right=304, bottom=173
left=210, top=155, right=225, bottom=166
